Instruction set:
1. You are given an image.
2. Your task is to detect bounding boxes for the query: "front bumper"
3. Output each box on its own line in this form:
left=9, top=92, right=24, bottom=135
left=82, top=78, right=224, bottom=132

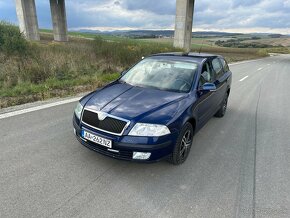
left=73, top=117, right=178, bottom=162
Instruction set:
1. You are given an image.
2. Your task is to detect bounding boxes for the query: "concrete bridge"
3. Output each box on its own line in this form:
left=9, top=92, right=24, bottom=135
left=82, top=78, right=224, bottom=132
left=16, top=0, right=68, bottom=42
left=15, top=0, right=195, bottom=51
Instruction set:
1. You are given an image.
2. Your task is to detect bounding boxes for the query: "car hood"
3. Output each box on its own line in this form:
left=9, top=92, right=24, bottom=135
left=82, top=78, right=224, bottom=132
left=84, top=82, right=187, bottom=123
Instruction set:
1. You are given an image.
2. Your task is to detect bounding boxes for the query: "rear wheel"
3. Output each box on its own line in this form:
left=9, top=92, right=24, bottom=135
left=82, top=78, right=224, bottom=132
left=215, top=93, right=229, bottom=118
left=168, top=122, right=194, bottom=165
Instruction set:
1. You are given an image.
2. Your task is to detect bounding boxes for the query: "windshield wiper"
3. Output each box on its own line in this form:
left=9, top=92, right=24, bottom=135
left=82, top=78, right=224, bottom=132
left=119, top=80, right=132, bottom=86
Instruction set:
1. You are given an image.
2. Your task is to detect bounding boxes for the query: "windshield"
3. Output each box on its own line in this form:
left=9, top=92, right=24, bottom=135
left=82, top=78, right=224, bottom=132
left=120, top=58, right=198, bottom=93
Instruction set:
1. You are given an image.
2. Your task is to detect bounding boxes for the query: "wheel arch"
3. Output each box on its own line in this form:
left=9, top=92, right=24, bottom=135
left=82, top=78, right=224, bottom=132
left=186, top=117, right=197, bottom=134
left=227, top=87, right=231, bottom=95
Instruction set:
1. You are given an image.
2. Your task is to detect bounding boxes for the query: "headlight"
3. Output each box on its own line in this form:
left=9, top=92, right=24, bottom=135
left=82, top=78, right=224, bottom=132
left=74, top=102, right=83, bottom=120
left=128, top=123, right=170, bottom=137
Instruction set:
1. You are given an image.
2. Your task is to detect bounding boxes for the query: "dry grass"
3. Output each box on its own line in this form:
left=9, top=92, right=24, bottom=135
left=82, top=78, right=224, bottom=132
left=0, top=27, right=182, bottom=108
left=242, top=37, right=290, bottom=47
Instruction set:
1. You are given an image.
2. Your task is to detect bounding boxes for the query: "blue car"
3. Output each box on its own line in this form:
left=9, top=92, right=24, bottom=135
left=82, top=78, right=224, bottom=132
left=73, top=52, right=232, bottom=165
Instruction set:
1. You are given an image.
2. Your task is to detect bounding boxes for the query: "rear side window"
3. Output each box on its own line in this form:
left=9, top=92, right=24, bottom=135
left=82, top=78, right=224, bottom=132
left=199, top=62, right=214, bottom=87
left=219, top=58, right=229, bottom=72
left=212, top=58, right=223, bottom=77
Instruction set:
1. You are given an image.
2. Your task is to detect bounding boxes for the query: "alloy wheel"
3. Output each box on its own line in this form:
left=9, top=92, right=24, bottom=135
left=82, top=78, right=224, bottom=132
left=179, top=129, right=192, bottom=159
left=222, top=96, right=228, bottom=115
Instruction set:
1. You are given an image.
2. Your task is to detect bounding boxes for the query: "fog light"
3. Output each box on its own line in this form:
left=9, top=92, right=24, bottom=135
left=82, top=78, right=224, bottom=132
left=73, top=128, right=76, bottom=135
left=133, top=152, right=151, bottom=160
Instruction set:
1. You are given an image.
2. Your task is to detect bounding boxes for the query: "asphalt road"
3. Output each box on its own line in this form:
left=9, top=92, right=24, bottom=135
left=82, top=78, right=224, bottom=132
left=1, top=55, right=290, bottom=218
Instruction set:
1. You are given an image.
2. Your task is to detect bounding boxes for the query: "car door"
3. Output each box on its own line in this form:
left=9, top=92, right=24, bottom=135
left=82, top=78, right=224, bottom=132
left=211, top=58, right=228, bottom=109
left=196, top=61, right=216, bottom=126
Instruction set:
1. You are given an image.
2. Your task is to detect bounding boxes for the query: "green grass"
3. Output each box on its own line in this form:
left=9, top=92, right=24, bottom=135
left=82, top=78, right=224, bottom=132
left=40, top=29, right=99, bottom=40
left=0, top=72, right=121, bottom=108
left=40, top=28, right=130, bottom=41
left=0, top=72, right=120, bottom=98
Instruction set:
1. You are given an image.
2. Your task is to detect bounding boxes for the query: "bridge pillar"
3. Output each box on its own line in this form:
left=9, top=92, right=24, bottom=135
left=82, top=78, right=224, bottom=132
left=49, top=0, right=68, bottom=42
left=15, top=0, right=40, bottom=41
left=174, top=0, right=195, bottom=52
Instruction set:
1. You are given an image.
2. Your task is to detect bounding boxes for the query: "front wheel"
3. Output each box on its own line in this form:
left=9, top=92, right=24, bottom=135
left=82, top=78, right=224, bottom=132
left=215, top=93, right=229, bottom=118
left=168, top=122, right=194, bottom=165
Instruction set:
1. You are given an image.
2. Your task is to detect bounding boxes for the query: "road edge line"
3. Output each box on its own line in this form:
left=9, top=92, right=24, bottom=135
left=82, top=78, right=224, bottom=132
left=0, top=97, right=81, bottom=120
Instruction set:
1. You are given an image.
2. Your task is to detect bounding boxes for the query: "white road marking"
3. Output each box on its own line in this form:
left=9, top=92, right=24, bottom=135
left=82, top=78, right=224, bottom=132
left=239, top=76, right=249, bottom=82
left=0, top=97, right=80, bottom=120
left=257, top=67, right=263, bottom=71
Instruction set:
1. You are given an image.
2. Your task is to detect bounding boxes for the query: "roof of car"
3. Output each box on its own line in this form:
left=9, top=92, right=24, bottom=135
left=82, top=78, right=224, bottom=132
left=148, top=52, right=223, bottom=63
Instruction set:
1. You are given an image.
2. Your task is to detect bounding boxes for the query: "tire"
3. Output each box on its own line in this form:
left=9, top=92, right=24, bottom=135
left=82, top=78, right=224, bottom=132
left=168, top=122, right=194, bottom=165
left=215, top=93, right=229, bottom=118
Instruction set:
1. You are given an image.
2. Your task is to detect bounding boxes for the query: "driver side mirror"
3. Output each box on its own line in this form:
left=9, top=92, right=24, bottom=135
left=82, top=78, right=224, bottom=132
left=201, top=83, right=217, bottom=92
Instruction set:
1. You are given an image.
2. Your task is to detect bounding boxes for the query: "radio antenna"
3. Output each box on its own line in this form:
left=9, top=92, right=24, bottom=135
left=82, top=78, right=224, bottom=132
left=198, top=36, right=205, bottom=54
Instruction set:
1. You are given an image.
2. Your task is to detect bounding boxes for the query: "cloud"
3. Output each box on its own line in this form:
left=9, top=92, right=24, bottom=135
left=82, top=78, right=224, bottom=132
left=284, top=0, right=290, bottom=8
left=66, top=0, right=175, bottom=30
left=122, top=0, right=176, bottom=15
left=193, top=0, right=290, bottom=32
left=0, top=0, right=289, bottom=34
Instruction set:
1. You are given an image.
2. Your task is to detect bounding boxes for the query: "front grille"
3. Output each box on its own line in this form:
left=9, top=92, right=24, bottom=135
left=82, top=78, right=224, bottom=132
left=81, top=109, right=128, bottom=135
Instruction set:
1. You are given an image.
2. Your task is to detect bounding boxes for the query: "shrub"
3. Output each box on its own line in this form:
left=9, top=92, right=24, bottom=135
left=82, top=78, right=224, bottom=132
left=0, top=21, right=29, bottom=56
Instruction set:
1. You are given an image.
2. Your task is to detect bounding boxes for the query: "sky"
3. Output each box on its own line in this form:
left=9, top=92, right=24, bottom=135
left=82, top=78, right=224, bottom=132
left=0, top=0, right=290, bottom=34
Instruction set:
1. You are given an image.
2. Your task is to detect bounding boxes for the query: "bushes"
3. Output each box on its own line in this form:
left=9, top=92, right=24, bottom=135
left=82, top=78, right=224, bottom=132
left=0, top=30, right=100, bottom=90
left=0, top=21, right=29, bottom=56
left=1, top=27, right=180, bottom=107
left=215, top=39, right=274, bottom=48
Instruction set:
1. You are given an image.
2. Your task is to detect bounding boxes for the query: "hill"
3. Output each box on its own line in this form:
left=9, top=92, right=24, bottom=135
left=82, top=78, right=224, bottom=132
left=75, top=29, right=289, bottom=39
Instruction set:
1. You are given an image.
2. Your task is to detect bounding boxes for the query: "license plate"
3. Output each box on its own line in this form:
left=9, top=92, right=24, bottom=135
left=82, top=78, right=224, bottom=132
left=82, top=130, right=112, bottom=148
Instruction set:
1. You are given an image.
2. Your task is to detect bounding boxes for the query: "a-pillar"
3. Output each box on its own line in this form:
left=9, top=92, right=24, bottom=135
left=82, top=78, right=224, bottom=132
left=49, top=0, right=68, bottom=41
left=15, top=0, right=40, bottom=41
left=174, top=0, right=195, bottom=52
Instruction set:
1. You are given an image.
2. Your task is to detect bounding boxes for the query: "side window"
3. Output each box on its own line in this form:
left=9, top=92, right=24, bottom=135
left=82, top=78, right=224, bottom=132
left=219, top=58, right=229, bottom=72
left=199, top=62, right=214, bottom=87
left=212, top=58, right=224, bottom=77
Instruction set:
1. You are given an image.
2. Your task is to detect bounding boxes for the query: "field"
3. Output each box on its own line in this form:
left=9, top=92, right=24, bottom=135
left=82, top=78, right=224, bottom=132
left=141, top=38, right=268, bottom=62
left=0, top=22, right=279, bottom=108
left=242, top=37, right=290, bottom=47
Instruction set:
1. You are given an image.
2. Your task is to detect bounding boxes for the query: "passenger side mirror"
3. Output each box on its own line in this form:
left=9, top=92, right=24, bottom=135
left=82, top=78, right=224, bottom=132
left=201, top=83, right=217, bottom=92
